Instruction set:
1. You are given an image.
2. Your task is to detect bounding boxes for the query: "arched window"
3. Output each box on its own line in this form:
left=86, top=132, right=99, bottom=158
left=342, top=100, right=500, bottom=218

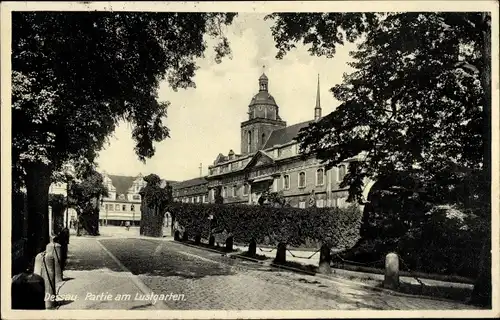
left=298, top=172, right=306, bottom=188
left=316, top=168, right=325, bottom=186
left=283, top=175, right=290, bottom=190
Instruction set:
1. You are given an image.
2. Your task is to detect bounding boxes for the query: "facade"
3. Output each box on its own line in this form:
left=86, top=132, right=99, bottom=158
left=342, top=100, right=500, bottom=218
left=173, top=72, right=356, bottom=208
left=99, top=172, right=176, bottom=226
left=172, top=177, right=209, bottom=204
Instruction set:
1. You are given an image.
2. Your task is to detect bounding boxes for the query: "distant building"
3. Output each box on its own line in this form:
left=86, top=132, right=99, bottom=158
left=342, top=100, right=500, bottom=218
left=99, top=172, right=176, bottom=226
left=172, top=177, right=209, bottom=204
left=173, top=72, right=357, bottom=208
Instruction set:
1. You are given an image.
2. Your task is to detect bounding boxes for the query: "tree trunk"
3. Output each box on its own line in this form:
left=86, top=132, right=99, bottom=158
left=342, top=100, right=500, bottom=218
left=318, top=244, right=332, bottom=274
left=274, top=242, right=287, bottom=264
left=470, top=13, right=492, bottom=308
left=248, top=239, right=257, bottom=256
left=24, top=162, right=52, bottom=266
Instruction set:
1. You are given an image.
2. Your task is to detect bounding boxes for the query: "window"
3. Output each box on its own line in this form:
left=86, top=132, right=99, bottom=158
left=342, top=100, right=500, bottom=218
left=298, top=172, right=306, bottom=188
left=243, top=184, right=249, bottom=195
left=131, top=204, right=135, bottom=211
left=247, top=130, right=252, bottom=153
left=299, top=201, right=306, bottom=209
left=316, top=168, right=325, bottom=186
left=115, top=204, right=120, bottom=211
left=222, top=187, right=227, bottom=198
left=197, top=196, right=201, bottom=203
left=202, top=195, right=206, bottom=203
left=338, top=164, right=347, bottom=182
left=232, top=185, right=236, bottom=197
left=316, top=199, right=325, bottom=208
left=283, top=175, right=290, bottom=190
left=133, top=194, right=141, bottom=201
left=122, top=204, right=126, bottom=211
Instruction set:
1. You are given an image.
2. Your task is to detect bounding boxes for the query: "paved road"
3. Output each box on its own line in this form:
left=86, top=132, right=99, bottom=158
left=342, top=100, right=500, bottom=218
left=98, top=238, right=477, bottom=310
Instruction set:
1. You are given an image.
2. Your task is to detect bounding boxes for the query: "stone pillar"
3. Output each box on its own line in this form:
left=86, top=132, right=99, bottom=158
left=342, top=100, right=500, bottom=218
left=318, top=244, right=332, bottom=274
left=42, top=249, right=56, bottom=309
left=383, top=252, right=400, bottom=290
left=248, top=184, right=252, bottom=204
left=47, top=242, right=63, bottom=284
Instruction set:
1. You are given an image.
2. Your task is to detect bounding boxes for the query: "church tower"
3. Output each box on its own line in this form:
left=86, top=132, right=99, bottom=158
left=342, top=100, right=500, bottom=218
left=241, top=69, right=286, bottom=155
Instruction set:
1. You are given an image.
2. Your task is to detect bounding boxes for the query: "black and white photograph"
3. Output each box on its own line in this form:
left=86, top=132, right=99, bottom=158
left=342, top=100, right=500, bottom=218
left=1, top=1, right=498, bottom=319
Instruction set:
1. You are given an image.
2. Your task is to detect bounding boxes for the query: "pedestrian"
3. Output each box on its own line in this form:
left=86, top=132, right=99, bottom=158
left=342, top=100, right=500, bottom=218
left=125, top=221, right=130, bottom=231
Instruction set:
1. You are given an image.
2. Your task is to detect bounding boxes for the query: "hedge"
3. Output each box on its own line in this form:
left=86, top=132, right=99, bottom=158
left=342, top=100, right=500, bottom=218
left=165, top=202, right=362, bottom=249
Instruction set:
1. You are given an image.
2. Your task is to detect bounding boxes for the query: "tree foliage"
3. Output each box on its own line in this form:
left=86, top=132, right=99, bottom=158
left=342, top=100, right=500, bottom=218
left=11, top=11, right=236, bottom=259
left=267, top=12, right=489, bottom=209
left=139, top=174, right=173, bottom=237
left=12, top=12, right=236, bottom=184
left=267, top=12, right=491, bottom=306
left=68, top=169, right=108, bottom=235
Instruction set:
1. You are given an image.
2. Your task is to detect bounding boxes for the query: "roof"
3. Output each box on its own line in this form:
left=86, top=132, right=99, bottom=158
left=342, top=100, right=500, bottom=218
left=249, top=91, right=277, bottom=106
left=108, top=175, right=136, bottom=196
left=172, top=177, right=208, bottom=190
left=259, top=73, right=268, bottom=80
left=263, top=120, right=313, bottom=149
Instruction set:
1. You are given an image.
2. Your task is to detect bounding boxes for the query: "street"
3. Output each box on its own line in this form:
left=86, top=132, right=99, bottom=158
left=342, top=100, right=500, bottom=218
left=55, top=227, right=478, bottom=310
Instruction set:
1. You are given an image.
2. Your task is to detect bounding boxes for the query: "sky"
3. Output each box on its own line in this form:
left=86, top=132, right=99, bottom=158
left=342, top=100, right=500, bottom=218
left=96, top=13, right=357, bottom=182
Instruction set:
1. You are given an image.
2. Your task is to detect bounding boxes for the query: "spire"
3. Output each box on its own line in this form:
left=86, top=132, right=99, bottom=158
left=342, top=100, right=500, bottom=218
left=314, top=73, right=322, bottom=121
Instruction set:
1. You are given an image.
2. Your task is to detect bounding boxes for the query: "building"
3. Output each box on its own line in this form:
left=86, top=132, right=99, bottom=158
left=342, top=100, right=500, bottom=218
left=172, top=177, right=209, bottom=204
left=173, top=72, right=356, bottom=208
left=99, top=172, right=177, bottom=226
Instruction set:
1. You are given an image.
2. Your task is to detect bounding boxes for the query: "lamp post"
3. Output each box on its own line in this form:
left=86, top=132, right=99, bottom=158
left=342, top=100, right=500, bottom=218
left=131, top=204, right=135, bottom=227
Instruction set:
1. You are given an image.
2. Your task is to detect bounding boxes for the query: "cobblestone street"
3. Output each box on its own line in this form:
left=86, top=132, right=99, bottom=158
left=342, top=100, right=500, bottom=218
left=95, top=236, right=478, bottom=310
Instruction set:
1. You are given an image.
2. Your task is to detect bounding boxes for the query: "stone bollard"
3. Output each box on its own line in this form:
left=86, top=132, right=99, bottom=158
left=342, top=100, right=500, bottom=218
left=383, top=252, right=400, bottom=290
left=47, top=242, right=63, bottom=284
left=42, top=249, right=56, bottom=309
left=11, top=272, right=46, bottom=309
left=33, top=252, right=45, bottom=277
left=318, top=244, right=332, bottom=275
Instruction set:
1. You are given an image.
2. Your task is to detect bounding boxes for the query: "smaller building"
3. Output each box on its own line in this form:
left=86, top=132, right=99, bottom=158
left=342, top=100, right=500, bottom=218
left=172, top=177, right=209, bottom=204
left=100, top=172, right=177, bottom=226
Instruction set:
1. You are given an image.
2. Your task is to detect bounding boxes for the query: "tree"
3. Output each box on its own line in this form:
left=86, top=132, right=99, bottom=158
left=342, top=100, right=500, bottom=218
left=68, top=169, right=108, bottom=236
left=12, top=12, right=236, bottom=262
left=267, top=12, right=491, bottom=306
left=139, top=174, right=172, bottom=237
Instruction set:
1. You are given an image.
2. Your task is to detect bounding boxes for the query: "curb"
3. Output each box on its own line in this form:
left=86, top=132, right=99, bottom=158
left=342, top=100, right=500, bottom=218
left=95, top=239, right=169, bottom=310
left=173, top=240, right=240, bottom=256
left=231, top=253, right=269, bottom=265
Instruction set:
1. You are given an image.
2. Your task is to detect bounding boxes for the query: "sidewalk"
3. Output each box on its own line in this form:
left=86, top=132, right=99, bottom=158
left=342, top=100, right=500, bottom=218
left=232, top=244, right=474, bottom=291
left=55, top=236, right=161, bottom=310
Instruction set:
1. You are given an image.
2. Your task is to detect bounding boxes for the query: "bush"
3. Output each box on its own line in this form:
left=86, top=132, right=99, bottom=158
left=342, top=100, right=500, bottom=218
left=338, top=205, right=485, bottom=278
left=165, top=202, right=362, bottom=248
